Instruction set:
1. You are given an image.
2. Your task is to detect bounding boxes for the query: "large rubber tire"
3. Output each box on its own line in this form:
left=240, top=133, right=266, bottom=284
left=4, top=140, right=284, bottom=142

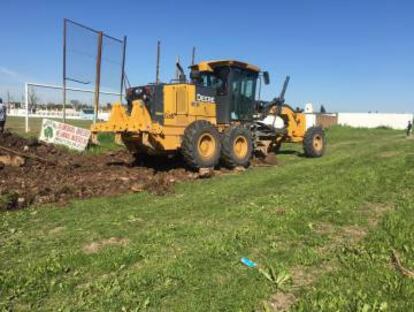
left=221, top=125, right=253, bottom=168
left=303, top=126, right=326, bottom=157
left=181, top=120, right=221, bottom=169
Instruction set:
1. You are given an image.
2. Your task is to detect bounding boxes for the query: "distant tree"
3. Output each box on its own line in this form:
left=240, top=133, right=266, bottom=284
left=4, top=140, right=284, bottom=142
left=7, top=90, right=12, bottom=110
left=106, top=102, right=112, bottom=111
left=70, top=99, right=82, bottom=111
left=28, top=89, right=39, bottom=112
left=320, top=105, right=327, bottom=113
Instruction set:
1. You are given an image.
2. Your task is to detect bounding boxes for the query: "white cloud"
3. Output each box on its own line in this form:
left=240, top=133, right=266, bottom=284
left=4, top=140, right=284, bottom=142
left=0, top=66, right=26, bottom=82
left=0, top=67, right=18, bottom=77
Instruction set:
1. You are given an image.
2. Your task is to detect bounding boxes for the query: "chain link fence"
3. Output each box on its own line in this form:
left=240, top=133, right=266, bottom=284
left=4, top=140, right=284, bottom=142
left=63, top=19, right=126, bottom=123
left=11, top=19, right=127, bottom=133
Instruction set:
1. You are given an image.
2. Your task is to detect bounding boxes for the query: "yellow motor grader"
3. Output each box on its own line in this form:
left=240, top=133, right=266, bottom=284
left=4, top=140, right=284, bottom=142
left=91, top=60, right=325, bottom=169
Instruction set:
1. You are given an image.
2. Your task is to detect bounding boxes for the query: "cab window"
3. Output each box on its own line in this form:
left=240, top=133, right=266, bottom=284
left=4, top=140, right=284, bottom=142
left=243, top=78, right=255, bottom=99
left=198, top=67, right=229, bottom=96
left=230, top=68, right=258, bottom=120
left=231, top=69, right=256, bottom=100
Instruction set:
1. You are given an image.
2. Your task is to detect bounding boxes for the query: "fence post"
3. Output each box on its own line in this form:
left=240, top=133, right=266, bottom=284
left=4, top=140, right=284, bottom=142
left=25, top=83, right=30, bottom=133
left=120, top=36, right=127, bottom=103
left=63, top=18, right=67, bottom=123
left=93, top=31, right=103, bottom=124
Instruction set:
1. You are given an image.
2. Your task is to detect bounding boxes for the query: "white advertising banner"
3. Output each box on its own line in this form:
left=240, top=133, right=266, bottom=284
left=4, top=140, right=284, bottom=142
left=39, top=119, right=91, bottom=151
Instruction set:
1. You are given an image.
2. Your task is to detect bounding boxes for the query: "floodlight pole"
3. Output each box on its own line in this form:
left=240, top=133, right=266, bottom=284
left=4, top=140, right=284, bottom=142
left=62, top=18, right=67, bottom=123
left=93, top=31, right=103, bottom=124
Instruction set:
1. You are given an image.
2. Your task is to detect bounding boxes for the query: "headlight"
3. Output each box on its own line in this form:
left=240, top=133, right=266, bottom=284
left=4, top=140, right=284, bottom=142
left=134, top=88, right=143, bottom=95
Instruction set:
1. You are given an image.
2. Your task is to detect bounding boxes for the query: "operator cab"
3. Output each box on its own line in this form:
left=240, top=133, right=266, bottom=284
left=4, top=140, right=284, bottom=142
left=190, top=60, right=263, bottom=124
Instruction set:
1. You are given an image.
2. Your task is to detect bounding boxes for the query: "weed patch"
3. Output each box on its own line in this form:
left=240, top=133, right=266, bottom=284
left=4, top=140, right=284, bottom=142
left=82, top=237, right=130, bottom=254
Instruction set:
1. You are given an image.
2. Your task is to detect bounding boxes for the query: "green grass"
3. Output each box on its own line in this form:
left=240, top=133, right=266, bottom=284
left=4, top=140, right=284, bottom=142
left=1, top=126, right=414, bottom=311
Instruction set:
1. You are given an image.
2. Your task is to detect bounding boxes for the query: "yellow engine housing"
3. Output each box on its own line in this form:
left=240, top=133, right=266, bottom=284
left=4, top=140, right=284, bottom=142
left=91, top=84, right=217, bottom=153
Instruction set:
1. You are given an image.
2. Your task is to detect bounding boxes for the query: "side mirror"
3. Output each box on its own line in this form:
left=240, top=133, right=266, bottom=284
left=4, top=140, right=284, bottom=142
left=263, top=71, right=270, bottom=85
left=190, top=70, right=200, bottom=81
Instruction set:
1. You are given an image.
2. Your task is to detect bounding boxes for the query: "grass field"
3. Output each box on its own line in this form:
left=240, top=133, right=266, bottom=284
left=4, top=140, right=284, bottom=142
left=1, top=126, right=414, bottom=311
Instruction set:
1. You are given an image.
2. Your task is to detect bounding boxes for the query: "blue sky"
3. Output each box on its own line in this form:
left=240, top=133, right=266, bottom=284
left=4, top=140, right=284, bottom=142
left=0, top=0, right=413, bottom=112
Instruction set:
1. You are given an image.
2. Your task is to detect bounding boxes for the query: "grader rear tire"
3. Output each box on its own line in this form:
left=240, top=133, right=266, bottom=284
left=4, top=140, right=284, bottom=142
left=221, top=125, right=253, bottom=168
left=303, top=126, right=326, bottom=157
left=181, top=120, right=221, bottom=169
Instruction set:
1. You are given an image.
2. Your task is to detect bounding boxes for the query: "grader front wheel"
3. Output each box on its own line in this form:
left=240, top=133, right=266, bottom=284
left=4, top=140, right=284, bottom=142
left=181, top=120, right=221, bottom=169
left=221, top=125, right=253, bottom=168
left=303, top=126, right=326, bottom=157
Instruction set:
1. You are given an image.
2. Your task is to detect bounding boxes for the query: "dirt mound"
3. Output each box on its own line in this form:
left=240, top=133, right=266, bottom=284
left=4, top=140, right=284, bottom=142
left=0, top=131, right=41, bottom=150
left=0, top=132, right=277, bottom=211
left=0, top=132, right=196, bottom=210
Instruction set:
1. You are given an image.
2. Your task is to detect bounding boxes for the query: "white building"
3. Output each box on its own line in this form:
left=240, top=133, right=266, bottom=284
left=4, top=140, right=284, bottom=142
left=336, top=113, right=413, bottom=130
left=304, top=103, right=413, bottom=130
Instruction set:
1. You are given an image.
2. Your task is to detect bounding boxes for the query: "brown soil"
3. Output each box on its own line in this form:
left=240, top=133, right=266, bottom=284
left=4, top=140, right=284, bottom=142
left=359, top=203, right=393, bottom=227
left=251, top=153, right=278, bottom=167
left=49, top=226, right=66, bottom=234
left=0, top=132, right=277, bottom=210
left=379, top=151, right=400, bottom=158
left=0, top=132, right=196, bottom=210
left=82, top=237, right=129, bottom=254
left=268, top=292, right=297, bottom=312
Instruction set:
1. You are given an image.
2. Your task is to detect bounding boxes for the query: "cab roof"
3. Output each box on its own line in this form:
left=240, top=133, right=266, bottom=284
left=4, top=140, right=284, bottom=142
left=191, top=60, right=261, bottom=73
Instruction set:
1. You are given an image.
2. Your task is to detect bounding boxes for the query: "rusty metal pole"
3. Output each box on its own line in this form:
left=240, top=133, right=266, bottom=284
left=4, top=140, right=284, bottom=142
left=62, top=18, right=67, bottom=123
left=155, top=40, right=160, bottom=84
left=120, top=36, right=127, bottom=103
left=93, top=31, right=103, bottom=124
